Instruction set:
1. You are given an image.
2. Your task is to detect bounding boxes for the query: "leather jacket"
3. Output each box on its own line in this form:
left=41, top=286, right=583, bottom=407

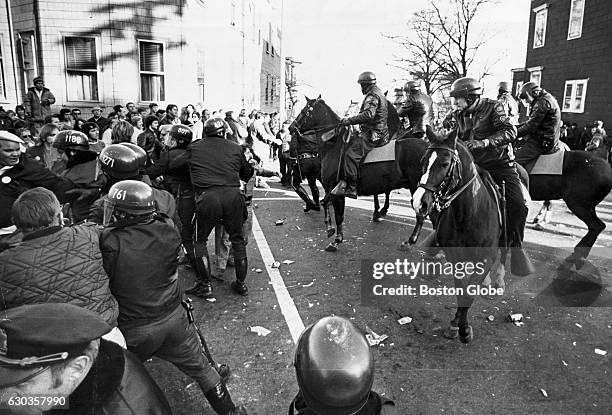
left=516, top=89, right=561, bottom=149
left=454, top=97, right=517, bottom=170
left=347, top=84, right=389, bottom=144
left=398, top=91, right=433, bottom=134
left=497, top=92, right=519, bottom=125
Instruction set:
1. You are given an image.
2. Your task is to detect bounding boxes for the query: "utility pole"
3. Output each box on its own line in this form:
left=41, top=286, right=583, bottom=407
left=284, top=56, right=301, bottom=120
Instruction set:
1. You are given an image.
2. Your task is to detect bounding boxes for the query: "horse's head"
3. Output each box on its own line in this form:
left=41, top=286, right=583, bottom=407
left=412, top=129, right=463, bottom=216
left=289, top=95, right=339, bottom=135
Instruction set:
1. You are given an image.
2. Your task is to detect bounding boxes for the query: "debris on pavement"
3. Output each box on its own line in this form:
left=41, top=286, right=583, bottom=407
left=365, top=326, right=388, bottom=346
left=271, top=261, right=280, bottom=268
left=275, top=219, right=285, bottom=226
left=206, top=298, right=216, bottom=303
left=562, top=360, right=568, bottom=366
left=295, top=225, right=302, bottom=231
left=487, top=315, right=495, bottom=322
left=575, top=323, right=582, bottom=328
left=255, top=269, right=263, bottom=273
left=540, top=389, right=548, bottom=398
left=249, top=326, right=271, bottom=336
left=301, top=281, right=314, bottom=287
left=397, top=316, right=412, bottom=325
left=594, top=348, right=607, bottom=356
left=507, top=313, right=524, bottom=326
left=282, top=260, right=295, bottom=265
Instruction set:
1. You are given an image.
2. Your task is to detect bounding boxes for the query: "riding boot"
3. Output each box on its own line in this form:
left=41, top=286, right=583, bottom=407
left=204, top=381, right=248, bottom=415
left=293, top=184, right=316, bottom=211
left=186, top=255, right=213, bottom=298
left=231, top=258, right=249, bottom=296
left=344, top=179, right=358, bottom=199
left=310, top=185, right=321, bottom=209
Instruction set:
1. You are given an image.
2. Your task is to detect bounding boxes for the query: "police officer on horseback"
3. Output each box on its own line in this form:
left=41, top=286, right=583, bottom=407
left=398, top=80, right=433, bottom=139
left=497, top=81, right=519, bottom=125
left=333, top=71, right=389, bottom=199
left=515, top=81, right=561, bottom=166
left=449, top=77, right=531, bottom=272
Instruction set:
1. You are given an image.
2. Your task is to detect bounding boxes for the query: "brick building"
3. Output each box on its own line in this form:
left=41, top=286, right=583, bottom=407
left=512, top=0, right=612, bottom=129
left=0, top=0, right=283, bottom=116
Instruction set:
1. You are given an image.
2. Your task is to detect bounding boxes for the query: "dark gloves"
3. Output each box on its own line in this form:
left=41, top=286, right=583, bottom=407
left=339, top=118, right=351, bottom=126
left=464, top=139, right=489, bottom=151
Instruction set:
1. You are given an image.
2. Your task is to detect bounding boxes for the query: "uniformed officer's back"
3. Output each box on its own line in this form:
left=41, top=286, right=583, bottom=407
left=190, top=133, right=252, bottom=189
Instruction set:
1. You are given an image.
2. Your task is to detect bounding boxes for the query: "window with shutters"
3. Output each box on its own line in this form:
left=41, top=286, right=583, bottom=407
left=139, top=41, right=165, bottom=102
left=64, top=37, right=99, bottom=101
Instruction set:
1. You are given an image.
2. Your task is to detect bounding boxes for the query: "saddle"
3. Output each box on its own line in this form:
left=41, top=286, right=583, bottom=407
left=363, top=140, right=396, bottom=164
left=525, top=146, right=566, bottom=175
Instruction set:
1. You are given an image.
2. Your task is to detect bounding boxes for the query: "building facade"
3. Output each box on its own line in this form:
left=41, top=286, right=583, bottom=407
left=0, top=0, right=283, bottom=116
left=512, top=0, right=612, bottom=129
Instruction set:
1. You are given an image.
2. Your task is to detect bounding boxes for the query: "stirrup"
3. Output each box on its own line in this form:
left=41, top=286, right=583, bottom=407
left=330, top=180, right=347, bottom=196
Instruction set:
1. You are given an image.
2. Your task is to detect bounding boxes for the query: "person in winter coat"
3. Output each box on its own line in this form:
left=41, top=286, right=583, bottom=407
left=23, top=77, right=56, bottom=130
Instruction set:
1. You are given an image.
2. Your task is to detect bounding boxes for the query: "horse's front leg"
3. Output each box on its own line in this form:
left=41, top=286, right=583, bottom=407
left=381, top=191, right=390, bottom=216
left=325, top=195, right=344, bottom=252
left=373, top=194, right=382, bottom=222
left=443, top=274, right=474, bottom=343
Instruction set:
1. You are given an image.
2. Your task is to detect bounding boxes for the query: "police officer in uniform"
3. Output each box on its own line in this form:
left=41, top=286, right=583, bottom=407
left=448, top=77, right=531, bottom=273
left=496, top=81, right=519, bottom=125
left=333, top=71, right=389, bottom=199
left=89, top=144, right=176, bottom=223
left=188, top=118, right=254, bottom=298
left=289, top=123, right=321, bottom=212
left=398, top=80, right=433, bottom=139
left=148, top=125, right=197, bottom=272
left=99, top=180, right=247, bottom=415
left=515, top=81, right=561, bottom=166
left=290, top=316, right=397, bottom=414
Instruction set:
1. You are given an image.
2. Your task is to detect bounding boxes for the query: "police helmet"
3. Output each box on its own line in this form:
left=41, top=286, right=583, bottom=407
left=497, top=81, right=511, bottom=93
left=169, top=124, right=193, bottom=148
left=119, top=142, right=148, bottom=171
left=357, top=71, right=376, bottom=85
left=204, top=118, right=226, bottom=138
left=102, top=180, right=156, bottom=225
left=449, top=77, right=483, bottom=98
left=519, top=81, right=541, bottom=99
left=294, top=316, right=374, bottom=415
left=53, top=130, right=90, bottom=152
left=404, top=80, right=422, bottom=93
left=98, top=144, right=139, bottom=179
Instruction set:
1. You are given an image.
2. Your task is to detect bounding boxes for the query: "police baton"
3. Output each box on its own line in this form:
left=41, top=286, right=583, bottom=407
left=501, top=180, right=508, bottom=249
left=182, top=297, right=231, bottom=383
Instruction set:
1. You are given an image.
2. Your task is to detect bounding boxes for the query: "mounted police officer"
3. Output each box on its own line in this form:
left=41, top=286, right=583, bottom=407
left=290, top=120, right=321, bottom=212
left=398, top=80, right=433, bottom=139
left=188, top=118, right=254, bottom=298
left=99, top=180, right=247, bottom=415
left=333, top=71, right=389, bottom=199
left=515, top=81, right=561, bottom=165
left=289, top=316, right=397, bottom=414
left=496, top=81, right=519, bottom=125
left=448, top=77, right=532, bottom=274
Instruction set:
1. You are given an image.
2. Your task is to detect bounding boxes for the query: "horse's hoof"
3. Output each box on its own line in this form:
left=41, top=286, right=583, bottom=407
left=325, top=243, right=337, bottom=252
left=380, top=209, right=388, bottom=217
left=397, top=241, right=411, bottom=252
left=459, top=326, right=473, bottom=344
left=534, top=223, right=544, bottom=231
left=372, top=212, right=382, bottom=222
left=442, top=326, right=459, bottom=339
left=327, top=228, right=336, bottom=238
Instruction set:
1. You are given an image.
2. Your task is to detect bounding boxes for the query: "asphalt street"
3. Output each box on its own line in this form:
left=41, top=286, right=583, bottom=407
left=148, top=179, right=612, bottom=415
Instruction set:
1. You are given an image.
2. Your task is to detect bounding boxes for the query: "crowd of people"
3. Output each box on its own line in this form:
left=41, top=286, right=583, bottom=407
left=0, top=76, right=396, bottom=414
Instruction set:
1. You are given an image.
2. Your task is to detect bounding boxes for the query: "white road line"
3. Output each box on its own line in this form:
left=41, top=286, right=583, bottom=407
left=251, top=213, right=305, bottom=344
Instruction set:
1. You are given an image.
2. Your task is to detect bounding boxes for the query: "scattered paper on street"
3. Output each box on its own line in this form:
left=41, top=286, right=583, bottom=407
left=397, top=316, right=412, bottom=325
left=250, top=326, right=271, bottom=337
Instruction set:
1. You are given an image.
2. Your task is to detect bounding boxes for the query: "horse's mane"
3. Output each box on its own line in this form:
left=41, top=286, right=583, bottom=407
left=316, top=98, right=341, bottom=123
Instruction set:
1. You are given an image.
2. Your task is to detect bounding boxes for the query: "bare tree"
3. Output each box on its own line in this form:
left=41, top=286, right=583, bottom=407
left=385, top=0, right=496, bottom=92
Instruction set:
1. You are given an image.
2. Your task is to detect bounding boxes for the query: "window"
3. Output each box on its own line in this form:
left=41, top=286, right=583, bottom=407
left=567, top=0, right=585, bottom=40
left=0, top=37, right=6, bottom=100
left=265, top=40, right=269, bottom=54
left=529, top=67, right=542, bottom=85
left=197, top=49, right=205, bottom=102
left=562, top=79, right=588, bottom=113
left=18, top=31, right=38, bottom=94
left=271, top=45, right=275, bottom=56
left=533, top=4, right=548, bottom=48
left=139, top=41, right=165, bottom=102
left=64, top=37, right=99, bottom=101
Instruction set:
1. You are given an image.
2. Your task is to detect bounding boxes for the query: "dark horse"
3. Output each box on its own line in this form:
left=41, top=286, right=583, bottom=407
left=516, top=150, right=612, bottom=268
left=410, top=131, right=505, bottom=343
left=289, top=96, right=428, bottom=251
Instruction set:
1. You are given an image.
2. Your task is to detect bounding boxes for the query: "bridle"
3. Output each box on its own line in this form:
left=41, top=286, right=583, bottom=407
left=290, top=98, right=340, bottom=137
left=419, top=145, right=477, bottom=213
